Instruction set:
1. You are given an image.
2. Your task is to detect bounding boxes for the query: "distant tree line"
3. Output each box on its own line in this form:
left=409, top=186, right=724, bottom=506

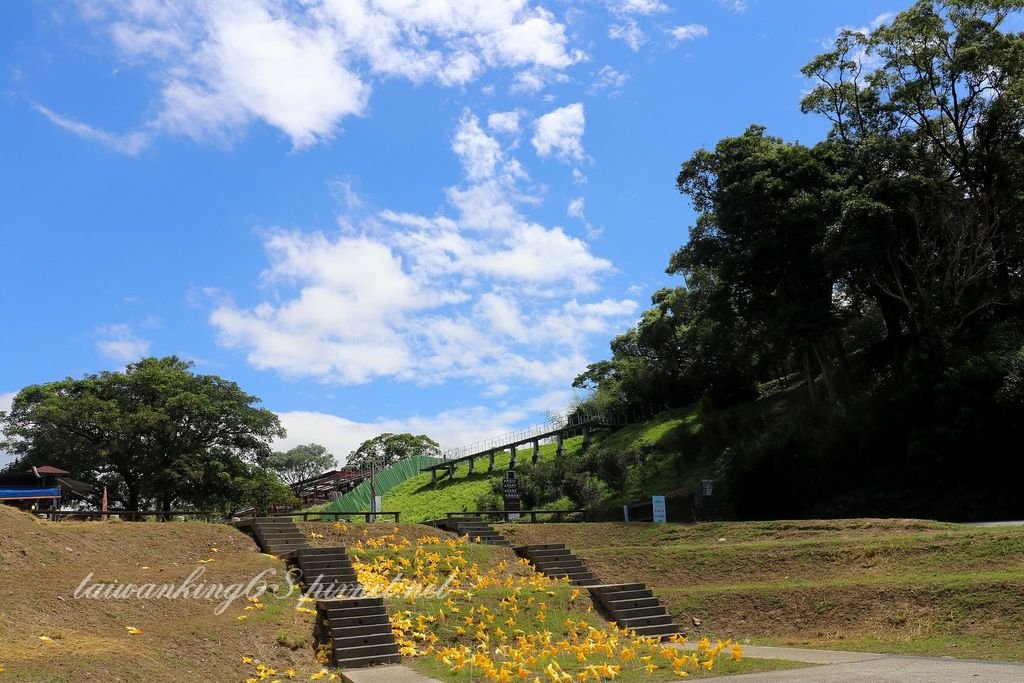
left=575, top=0, right=1024, bottom=519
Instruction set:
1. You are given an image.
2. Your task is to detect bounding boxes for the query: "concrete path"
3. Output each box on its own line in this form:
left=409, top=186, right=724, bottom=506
left=966, top=520, right=1024, bottom=527
left=341, top=646, right=1024, bottom=683
left=341, top=664, right=441, bottom=683
left=673, top=643, right=1024, bottom=682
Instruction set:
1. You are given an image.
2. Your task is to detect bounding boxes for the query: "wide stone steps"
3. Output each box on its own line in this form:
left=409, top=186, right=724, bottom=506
left=429, top=517, right=511, bottom=546
left=514, top=544, right=599, bottom=587
left=245, top=521, right=401, bottom=669
left=316, top=597, right=401, bottom=668
left=590, top=583, right=682, bottom=639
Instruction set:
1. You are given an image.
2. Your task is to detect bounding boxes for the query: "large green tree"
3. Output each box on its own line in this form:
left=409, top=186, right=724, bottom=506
left=346, top=433, right=440, bottom=471
left=0, top=356, right=285, bottom=511
left=261, top=443, right=336, bottom=486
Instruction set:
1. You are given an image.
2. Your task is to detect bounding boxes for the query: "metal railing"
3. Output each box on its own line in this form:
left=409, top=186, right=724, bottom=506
left=43, top=509, right=220, bottom=522
left=440, top=408, right=633, bottom=460
left=261, top=510, right=401, bottom=523
left=445, top=509, right=586, bottom=523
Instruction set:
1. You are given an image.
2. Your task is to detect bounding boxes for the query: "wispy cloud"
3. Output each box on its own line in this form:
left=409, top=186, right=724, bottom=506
left=94, top=324, right=151, bottom=363
left=668, top=24, right=710, bottom=44
left=33, top=103, right=150, bottom=155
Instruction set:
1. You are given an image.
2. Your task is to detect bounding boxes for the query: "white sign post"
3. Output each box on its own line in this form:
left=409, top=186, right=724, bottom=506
left=652, top=495, right=667, bottom=523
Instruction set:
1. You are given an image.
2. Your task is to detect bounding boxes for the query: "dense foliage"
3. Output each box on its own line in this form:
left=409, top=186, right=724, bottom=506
left=0, top=356, right=290, bottom=513
left=576, top=0, right=1024, bottom=520
left=346, top=432, right=442, bottom=471
left=261, top=443, right=336, bottom=486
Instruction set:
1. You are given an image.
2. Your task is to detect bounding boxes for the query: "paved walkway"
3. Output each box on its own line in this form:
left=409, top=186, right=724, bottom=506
left=341, top=664, right=440, bottom=683
left=343, top=645, right=1024, bottom=682
left=676, top=643, right=1024, bottom=682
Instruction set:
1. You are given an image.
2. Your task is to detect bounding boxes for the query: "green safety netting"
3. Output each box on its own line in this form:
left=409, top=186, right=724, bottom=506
left=318, top=454, right=442, bottom=514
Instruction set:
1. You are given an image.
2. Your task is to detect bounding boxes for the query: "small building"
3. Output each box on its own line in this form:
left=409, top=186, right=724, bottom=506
left=291, top=469, right=368, bottom=508
left=0, top=465, right=95, bottom=512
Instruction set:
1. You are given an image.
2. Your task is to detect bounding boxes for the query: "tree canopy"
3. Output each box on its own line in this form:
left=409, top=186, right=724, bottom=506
left=346, top=433, right=441, bottom=471
left=574, top=0, right=1024, bottom=519
left=261, top=443, right=336, bottom=486
left=0, top=356, right=286, bottom=512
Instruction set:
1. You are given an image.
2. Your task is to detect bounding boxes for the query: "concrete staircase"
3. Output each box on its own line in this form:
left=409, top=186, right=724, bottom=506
left=513, top=543, right=600, bottom=586
left=241, top=517, right=400, bottom=669
left=294, top=546, right=359, bottom=595
left=250, top=517, right=308, bottom=556
left=432, top=516, right=511, bottom=547
left=315, top=597, right=401, bottom=668
left=590, top=583, right=682, bottom=639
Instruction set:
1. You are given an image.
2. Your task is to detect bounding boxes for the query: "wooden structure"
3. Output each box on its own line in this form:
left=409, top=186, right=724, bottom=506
left=290, top=469, right=369, bottom=508
left=422, top=410, right=629, bottom=484
left=0, top=465, right=94, bottom=512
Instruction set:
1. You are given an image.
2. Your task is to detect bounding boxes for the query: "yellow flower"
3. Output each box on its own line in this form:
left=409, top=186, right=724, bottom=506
left=237, top=615, right=247, bottom=621
left=38, top=635, right=54, bottom=643
left=731, top=643, right=744, bottom=661
left=124, top=626, right=143, bottom=635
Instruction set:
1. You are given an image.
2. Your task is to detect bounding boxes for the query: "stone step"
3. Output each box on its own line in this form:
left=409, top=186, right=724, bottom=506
left=602, top=588, right=653, bottom=601
left=334, top=642, right=402, bottom=661
left=515, top=543, right=566, bottom=552
left=608, top=605, right=667, bottom=619
left=333, top=632, right=397, bottom=650
left=330, top=623, right=389, bottom=639
left=618, top=613, right=675, bottom=628
left=322, top=597, right=384, bottom=608
left=297, top=546, right=351, bottom=559
left=322, top=605, right=388, bottom=620
left=574, top=577, right=602, bottom=586
left=333, top=653, right=402, bottom=668
left=605, top=597, right=660, bottom=610
left=265, top=542, right=307, bottom=552
left=534, top=558, right=586, bottom=570
left=327, top=613, right=391, bottom=630
left=589, top=583, right=646, bottom=595
left=300, top=558, right=354, bottom=571
left=258, top=529, right=304, bottom=537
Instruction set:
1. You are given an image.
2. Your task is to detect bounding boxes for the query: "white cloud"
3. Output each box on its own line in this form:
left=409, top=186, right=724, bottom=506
left=54, top=0, right=582, bottom=150
left=94, top=324, right=151, bottom=363
left=32, top=103, right=150, bottom=155
left=487, top=110, right=521, bottom=135
left=589, top=65, right=629, bottom=94
left=669, top=24, right=709, bottom=43
left=275, top=404, right=533, bottom=464
left=717, top=0, right=748, bottom=13
left=567, top=196, right=585, bottom=219
left=612, top=0, right=668, bottom=15
left=0, top=392, right=15, bottom=467
left=608, top=18, right=646, bottom=51
left=210, top=110, right=632, bottom=387
left=532, top=103, right=585, bottom=162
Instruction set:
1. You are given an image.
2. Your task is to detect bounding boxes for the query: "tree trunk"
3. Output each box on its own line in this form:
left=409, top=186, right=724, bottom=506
left=802, top=352, right=818, bottom=406
left=813, top=341, right=839, bottom=406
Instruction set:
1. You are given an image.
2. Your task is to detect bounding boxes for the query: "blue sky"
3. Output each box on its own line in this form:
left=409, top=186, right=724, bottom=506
left=0, top=0, right=898, bottom=464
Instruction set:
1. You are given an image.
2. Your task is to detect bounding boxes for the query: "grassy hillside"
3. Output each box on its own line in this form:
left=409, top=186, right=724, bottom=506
left=498, top=519, right=1024, bottom=661
left=379, top=435, right=587, bottom=522
left=373, top=406, right=709, bottom=522
left=0, top=506, right=336, bottom=682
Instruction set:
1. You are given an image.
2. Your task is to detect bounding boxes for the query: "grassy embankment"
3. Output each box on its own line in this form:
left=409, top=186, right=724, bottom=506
left=299, top=522, right=805, bottom=681
left=498, top=519, right=1024, bottom=662
left=0, top=508, right=801, bottom=681
left=0, top=505, right=338, bottom=682
left=378, top=405, right=707, bottom=523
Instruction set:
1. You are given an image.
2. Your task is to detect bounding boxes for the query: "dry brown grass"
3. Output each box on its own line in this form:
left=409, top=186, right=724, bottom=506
left=0, top=506, right=329, bottom=682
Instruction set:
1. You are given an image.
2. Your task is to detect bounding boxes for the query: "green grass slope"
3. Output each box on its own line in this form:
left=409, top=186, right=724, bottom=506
left=380, top=436, right=585, bottom=522
left=498, top=520, right=1024, bottom=661
left=371, top=406, right=712, bottom=522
